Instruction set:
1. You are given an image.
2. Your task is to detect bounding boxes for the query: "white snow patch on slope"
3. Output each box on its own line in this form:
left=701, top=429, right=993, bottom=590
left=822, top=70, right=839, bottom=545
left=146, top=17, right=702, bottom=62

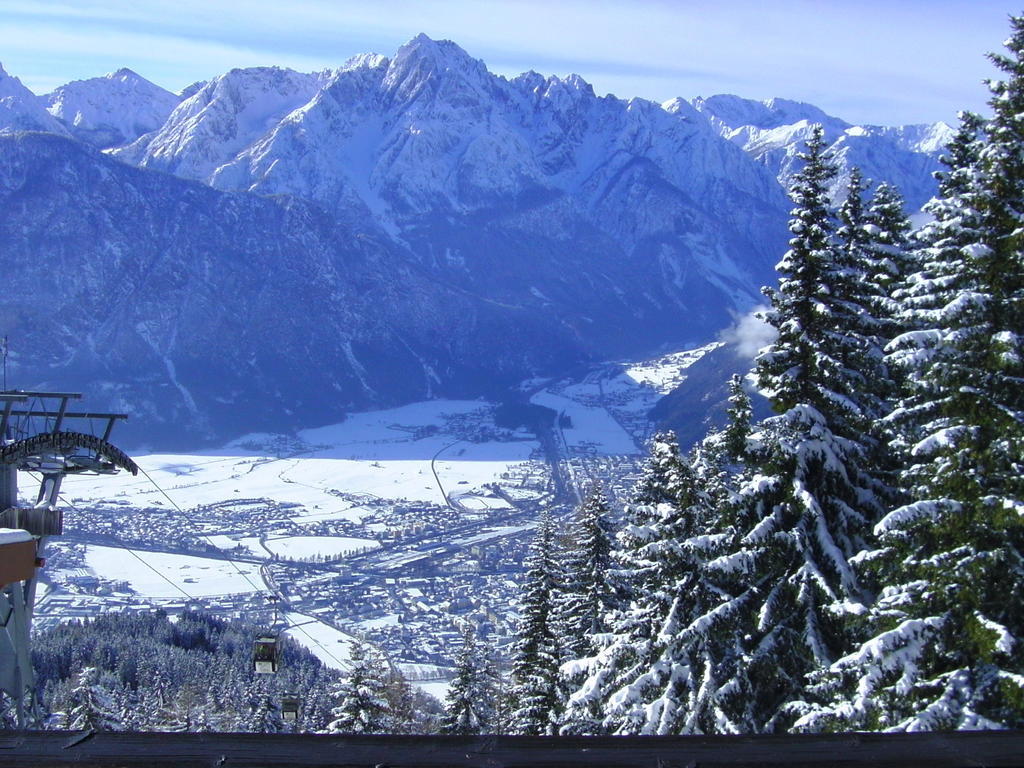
left=263, top=535, right=378, bottom=559
left=282, top=611, right=356, bottom=670
left=82, top=545, right=261, bottom=597
left=530, top=390, right=638, bottom=454
left=622, top=342, right=722, bottom=393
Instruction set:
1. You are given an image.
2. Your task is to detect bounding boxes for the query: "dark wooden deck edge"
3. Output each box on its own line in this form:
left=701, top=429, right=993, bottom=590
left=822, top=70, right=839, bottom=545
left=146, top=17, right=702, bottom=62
left=0, top=729, right=1021, bottom=768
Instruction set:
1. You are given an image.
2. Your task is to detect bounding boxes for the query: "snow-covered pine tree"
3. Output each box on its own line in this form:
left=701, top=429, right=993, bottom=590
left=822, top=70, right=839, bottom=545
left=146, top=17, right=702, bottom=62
left=137, top=665, right=185, bottom=732
left=557, top=485, right=616, bottom=662
left=441, top=624, right=499, bottom=735
left=712, top=125, right=884, bottom=732
left=118, top=686, right=147, bottom=732
left=560, top=434, right=683, bottom=734
left=836, top=168, right=913, bottom=509
left=834, top=167, right=889, bottom=422
left=64, top=667, right=122, bottom=732
left=720, top=375, right=753, bottom=464
left=562, top=429, right=744, bottom=735
left=796, top=21, right=1024, bottom=733
left=327, top=641, right=392, bottom=734
left=382, top=671, right=416, bottom=735
left=245, top=677, right=285, bottom=734
left=508, top=510, right=563, bottom=735
left=556, top=485, right=617, bottom=734
left=835, top=166, right=873, bottom=292
left=864, top=182, right=914, bottom=336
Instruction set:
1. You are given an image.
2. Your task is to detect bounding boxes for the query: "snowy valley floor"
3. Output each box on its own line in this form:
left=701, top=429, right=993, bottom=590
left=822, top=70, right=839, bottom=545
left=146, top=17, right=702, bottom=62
left=32, top=343, right=719, bottom=699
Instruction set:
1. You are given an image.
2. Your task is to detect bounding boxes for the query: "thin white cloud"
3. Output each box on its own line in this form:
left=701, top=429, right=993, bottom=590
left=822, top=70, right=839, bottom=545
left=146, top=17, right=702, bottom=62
left=720, top=307, right=777, bottom=360
left=0, top=0, right=1011, bottom=123
left=0, top=20, right=335, bottom=93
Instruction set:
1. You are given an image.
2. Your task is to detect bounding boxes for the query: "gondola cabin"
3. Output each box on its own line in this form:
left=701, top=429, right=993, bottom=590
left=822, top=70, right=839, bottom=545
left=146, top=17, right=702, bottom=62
left=281, top=693, right=300, bottom=723
left=253, top=634, right=280, bottom=674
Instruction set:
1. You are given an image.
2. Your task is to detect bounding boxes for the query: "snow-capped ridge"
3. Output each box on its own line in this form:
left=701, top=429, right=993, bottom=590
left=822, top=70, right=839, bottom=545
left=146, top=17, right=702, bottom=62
left=341, top=53, right=389, bottom=72
left=109, top=67, right=144, bottom=82
left=661, top=96, right=703, bottom=123
left=180, top=80, right=207, bottom=99
left=693, top=93, right=949, bottom=209
left=42, top=67, right=180, bottom=148
left=382, top=34, right=494, bottom=106
left=114, top=65, right=329, bottom=181
left=695, top=94, right=846, bottom=133
left=0, top=62, right=70, bottom=136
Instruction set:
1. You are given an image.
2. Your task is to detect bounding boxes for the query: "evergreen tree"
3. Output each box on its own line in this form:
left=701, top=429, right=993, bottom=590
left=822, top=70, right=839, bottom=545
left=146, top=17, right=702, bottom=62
left=834, top=167, right=889, bottom=423
left=563, top=432, right=741, bottom=735
left=860, top=179, right=916, bottom=505
left=720, top=375, right=753, bottom=463
left=32, top=610, right=341, bottom=734
left=508, top=510, right=562, bottom=735
left=112, top=685, right=142, bottom=732
left=557, top=486, right=616, bottom=662
left=246, top=678, right=285, bottom=734
left=139, top=665, right=185, bottom=732
left=64, top=667, right=122, bottom=732
left=441, top=624, right=499, bottom=735
left=560, top=435, right=682, bottom=734
left=382, top=671, right=417, bottom=737
left=711, top=126, right=883, bottom=732
left=864, top=181, right=915, bottom=339
left=327, top=641, right=392, bottom=734
left=835, top=168, right=913, bottom=508
left=797, top=21, right=1024, bottom=732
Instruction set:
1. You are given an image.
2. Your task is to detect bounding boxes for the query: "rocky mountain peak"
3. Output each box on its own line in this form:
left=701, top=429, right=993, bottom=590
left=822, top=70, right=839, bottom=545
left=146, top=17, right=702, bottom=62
left=694, top=94, right=845, bottom=133
left=693, top=93, right=948, bottom=209
left=341, top=53, right=390, bottom=73
left=42, top=67, right=179, bottom=148
left=113, top=65, right=325, bottom=180
left=0, top=63, right=70, bottom=136
left=382, top=34, right=493, bottom=106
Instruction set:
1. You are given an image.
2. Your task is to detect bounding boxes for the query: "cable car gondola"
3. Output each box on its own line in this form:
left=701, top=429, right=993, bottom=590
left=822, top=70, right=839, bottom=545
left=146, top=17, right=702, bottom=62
left=281, top=693, right=300, bottom=723
left=253, top=634, right=281, bottom=674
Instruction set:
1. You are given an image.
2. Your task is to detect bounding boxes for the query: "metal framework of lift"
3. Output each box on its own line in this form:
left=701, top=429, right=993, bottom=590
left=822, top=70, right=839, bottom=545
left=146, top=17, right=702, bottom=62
left=0, top=391, right=137, bottom=729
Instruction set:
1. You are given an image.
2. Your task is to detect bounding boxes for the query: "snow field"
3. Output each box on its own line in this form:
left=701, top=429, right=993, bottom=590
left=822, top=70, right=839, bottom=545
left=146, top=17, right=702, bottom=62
left=62, top=399, right=538, bottom=511
left=282, top=611, right=356, bottom=671
left=530, top=391, right=639, bottom=454
left=82, top=545, right=262, bottom=598
left=621, top=342, right=722, bottom=393
left=206, top=535, right=379, bottom=560
left=263, top=535, right=379, bottom=559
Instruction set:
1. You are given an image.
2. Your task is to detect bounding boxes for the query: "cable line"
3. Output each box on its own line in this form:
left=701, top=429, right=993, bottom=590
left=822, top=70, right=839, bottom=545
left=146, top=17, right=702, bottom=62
left=137, top=465, right=267, bottom=596
left=27, top=474, right=196, bottom=602
left=136, top=466, right=352, bottom=670
left=46, top=473, right=351, bottom=670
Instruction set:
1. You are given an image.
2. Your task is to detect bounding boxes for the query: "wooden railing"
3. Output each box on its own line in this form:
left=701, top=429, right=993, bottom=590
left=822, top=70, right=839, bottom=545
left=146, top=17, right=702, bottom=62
left=0, top=729, right=1021, bottom=767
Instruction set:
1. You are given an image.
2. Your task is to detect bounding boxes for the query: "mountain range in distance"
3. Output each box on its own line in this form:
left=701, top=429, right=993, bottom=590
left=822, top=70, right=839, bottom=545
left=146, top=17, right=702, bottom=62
left=0, top=36, right=951, bottom=448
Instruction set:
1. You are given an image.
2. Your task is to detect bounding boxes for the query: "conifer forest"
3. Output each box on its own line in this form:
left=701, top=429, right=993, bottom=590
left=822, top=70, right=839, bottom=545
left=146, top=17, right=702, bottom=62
left=6, top=11, right=1024, bottom=740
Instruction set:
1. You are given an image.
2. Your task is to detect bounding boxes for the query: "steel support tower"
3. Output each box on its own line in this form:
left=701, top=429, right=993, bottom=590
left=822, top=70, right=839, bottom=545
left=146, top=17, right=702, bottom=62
left=0, top=391, right=137, bottom=728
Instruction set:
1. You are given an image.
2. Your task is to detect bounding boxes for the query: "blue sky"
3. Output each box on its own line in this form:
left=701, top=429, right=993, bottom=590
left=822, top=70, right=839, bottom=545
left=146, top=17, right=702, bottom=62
left=0, top=0, right=1015, bottom=125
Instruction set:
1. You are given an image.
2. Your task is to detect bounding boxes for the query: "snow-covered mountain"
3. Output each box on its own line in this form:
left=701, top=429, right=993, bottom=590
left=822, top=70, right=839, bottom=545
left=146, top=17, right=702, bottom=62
left=0, top=132, right=587, bottom=446
left=0, top=63, right=69, bottom=136
left=691, top=94, right=952, bottom=209
left=115, top=66, right=331, bottom=178
left=42, top=68, right=181, bottom=148
left=0, top=38, right=954, bottom=445
left=110, top=37, right=789, bottom=346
